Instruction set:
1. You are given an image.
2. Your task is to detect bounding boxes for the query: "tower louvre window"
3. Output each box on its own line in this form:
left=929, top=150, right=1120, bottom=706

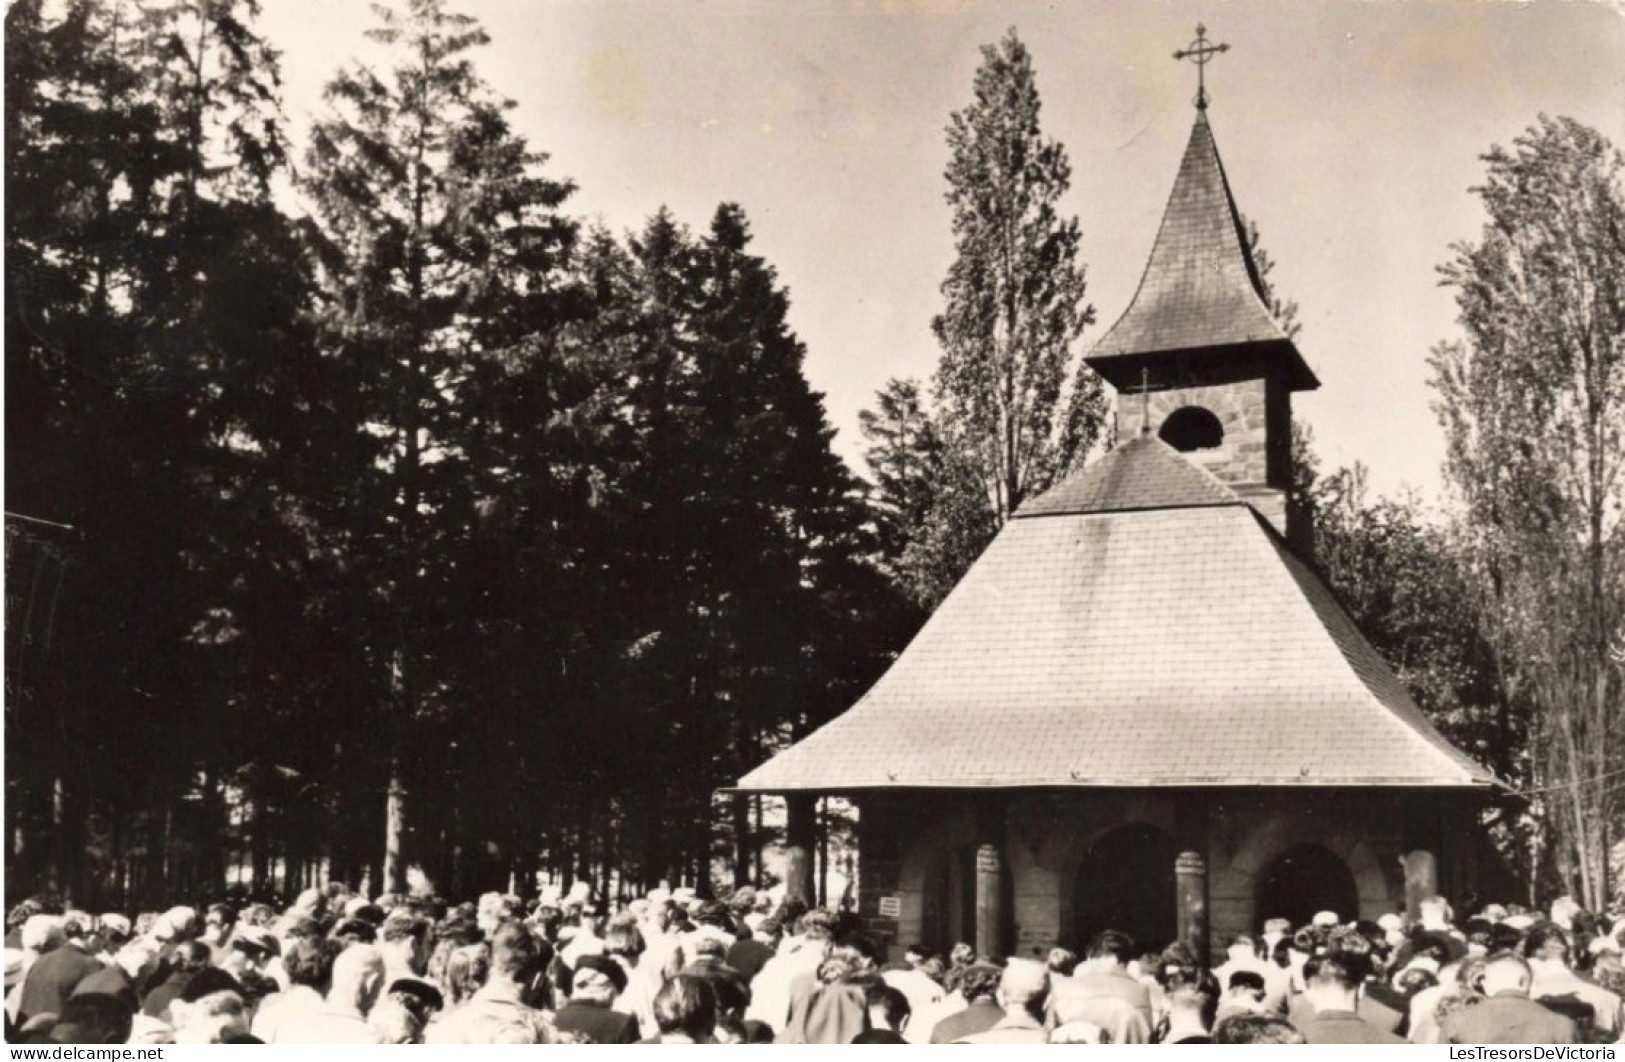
left=1159, top=406, right=1224, bottom=452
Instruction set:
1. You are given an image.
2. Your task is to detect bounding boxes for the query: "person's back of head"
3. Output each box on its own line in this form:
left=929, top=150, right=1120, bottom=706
left=816, top=952, right=860, bottom=986
left=654, top=973, right=717, bottom=1041
left=865, top=983, right=910, bottom=1033
left=685, top=961, right=749, bottom=1019
left=1304, top=949, right=1365, bottom=1010
left=173, top=940, right=212, bottom=974
left=1395, top=967, right=1439, bottom=997
left=1293, top=924, right=1328, bottom=957
left=1166, top=969, right=1219, bottom=1029
left=999, top=958, right=1050, bottom=1019
left=1046, top=946, right=1080, bottom=977
left=1086, top=929, right=1136, bottom=969
left=1157, top=941, right=1199, bottom=986
left=800, top=908, right=836, bottom=942
left=378, top=910, right=429, bottom=961
left=1481, top=952, right=1533, bottom=997
left=603, top=922, right=644, bottom=961
left=7, top=901, right=42, bottom=935
left=1228, top=967, right=1267, bottom=1013
left=329, top=943, right=385, bottom=1013
left=284, top=935, right=336, bottom=992
left=1488, top=921, right=1525, bottom=956
left=959, top=962, right=1002, bottom=1003
left=240, top=903, right=275, bottom=929
left=1229, top=965, right=1266, bottom=988
left=1464, top=918, right=1496, bottom=952
left=367, top=997, right=422, bottom=1044
left=695, top=901, right=732, bottom=931
left=1213, top=1013, right=1305, bottom=1043
left=60, top=911, right=93, bottom=943
left=204, top=903, right=235, bottom=940
left=161, top=906, right=203, bottom=944
left=443, top=943, right=490, bottom=1006
left=1524, top=924, right=1569, bottom=964
left=488, top=921, right=540, bottom=983
left=329, top=918, right=376, bottom=947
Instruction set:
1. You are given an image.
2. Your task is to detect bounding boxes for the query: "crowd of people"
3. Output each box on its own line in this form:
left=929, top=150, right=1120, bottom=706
left=4, top=882, right=1623, bottom=1044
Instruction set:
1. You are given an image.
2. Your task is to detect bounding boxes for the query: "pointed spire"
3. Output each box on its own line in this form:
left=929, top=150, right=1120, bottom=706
left=1086, top=109, right=1319, bottom=392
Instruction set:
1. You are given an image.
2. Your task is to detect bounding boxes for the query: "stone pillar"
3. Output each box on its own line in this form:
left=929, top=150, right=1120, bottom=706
left=975, top=844, right=1003, bottom=959
left=784, top=794, right=817, bottom=905
left=1402, top=850, right=1437, bottom=921
left=1175, top=850, right=1209, bottom=960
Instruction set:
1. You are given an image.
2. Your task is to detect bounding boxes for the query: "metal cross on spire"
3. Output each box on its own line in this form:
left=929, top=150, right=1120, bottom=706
left=1173, top=24, right=1229, bottom=111
left=1123, top=366, right=1155, bottom=436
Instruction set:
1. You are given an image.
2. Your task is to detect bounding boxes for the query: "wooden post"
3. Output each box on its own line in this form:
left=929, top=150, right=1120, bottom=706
left=974, top=843, right=1003, bottom=960
left=1175, top=851, right=1209, bottom=961
left=785, top=793, right=816, bottom=905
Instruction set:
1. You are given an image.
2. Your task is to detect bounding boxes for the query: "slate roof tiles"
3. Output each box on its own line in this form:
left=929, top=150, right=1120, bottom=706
left=736, top=440, right=1494, bottom=792
left=1086, top=110, right=1319, bottom=391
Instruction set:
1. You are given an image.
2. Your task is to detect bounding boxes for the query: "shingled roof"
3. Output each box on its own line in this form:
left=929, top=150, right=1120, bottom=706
left=1017, top=431, right=1238, bottom=517
left=736, top=439, right=1493, bottom=792
left=1086, top=110, right=1319, bottom=392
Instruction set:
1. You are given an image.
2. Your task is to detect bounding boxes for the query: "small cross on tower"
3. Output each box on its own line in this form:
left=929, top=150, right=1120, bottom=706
left=1123, top=366, right=1156, bottom=437
left=1173, top=24, right=1229, bottom=111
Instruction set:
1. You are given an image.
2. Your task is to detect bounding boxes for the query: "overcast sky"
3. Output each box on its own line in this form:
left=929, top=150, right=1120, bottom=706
left=258, top=0, right=1624, bottom=502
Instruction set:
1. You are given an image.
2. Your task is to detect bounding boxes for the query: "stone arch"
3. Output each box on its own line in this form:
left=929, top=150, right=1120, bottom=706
left=895, top=810, right=977, bottom=954
left=1159, top=405, right=1225, bottom=452
left=1221, top=815, right=1396, bottom=932
left=1066, top=822, right=1182, bottom=952
left=1255, top=843, right=1361, bottom=930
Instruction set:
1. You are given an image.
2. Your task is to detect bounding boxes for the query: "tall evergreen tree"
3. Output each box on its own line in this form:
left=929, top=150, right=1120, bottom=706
left=5, top=0, right=306, bottom=904
left=303, top=0, right=577, bottom=891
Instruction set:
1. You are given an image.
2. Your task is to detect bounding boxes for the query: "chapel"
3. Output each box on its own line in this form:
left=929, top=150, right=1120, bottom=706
left=735, top=44, right=1500, bottom=962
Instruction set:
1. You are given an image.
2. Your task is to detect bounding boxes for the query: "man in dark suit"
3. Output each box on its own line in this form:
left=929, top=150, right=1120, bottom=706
left=553, top=955, right=639, bottom=1044
left=928, top=962, right=1003, bottom=1043
left=1443, top=953, right=1578, bottom=1045
left=1295, top=948, right=1403, bottom=1044
left=17, top=913, right=102, bottom=1021
left=725, top=921, right=776, bottom=985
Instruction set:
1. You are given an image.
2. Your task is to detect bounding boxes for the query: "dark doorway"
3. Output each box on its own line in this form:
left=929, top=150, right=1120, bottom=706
left=921, top=843, right=1015, bottom=957
left=922, top=845, right=975, bottom=955
left=1255, top=844, right=1360, bottom=930
left=1072, top=824, right=1180, bottom=952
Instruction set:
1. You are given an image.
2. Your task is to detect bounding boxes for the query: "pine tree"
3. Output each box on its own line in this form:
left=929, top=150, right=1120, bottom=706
left=303, top=0, right=578, bottom=891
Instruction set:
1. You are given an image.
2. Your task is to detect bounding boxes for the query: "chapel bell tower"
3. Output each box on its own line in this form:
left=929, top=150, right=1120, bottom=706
left=1084, top=28, right=1318, bottom=539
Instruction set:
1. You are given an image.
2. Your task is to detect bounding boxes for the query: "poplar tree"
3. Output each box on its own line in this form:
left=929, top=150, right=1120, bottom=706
left=932, top=28, right=1105, bottom=524
left=1431, top=115, right=1625, bottom=907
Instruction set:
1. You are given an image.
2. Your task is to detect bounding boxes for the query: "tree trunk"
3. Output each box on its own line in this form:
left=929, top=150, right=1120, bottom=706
left=732, top=793, right=751, bottom=887
left=383, top=757, right=408, bottom=895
